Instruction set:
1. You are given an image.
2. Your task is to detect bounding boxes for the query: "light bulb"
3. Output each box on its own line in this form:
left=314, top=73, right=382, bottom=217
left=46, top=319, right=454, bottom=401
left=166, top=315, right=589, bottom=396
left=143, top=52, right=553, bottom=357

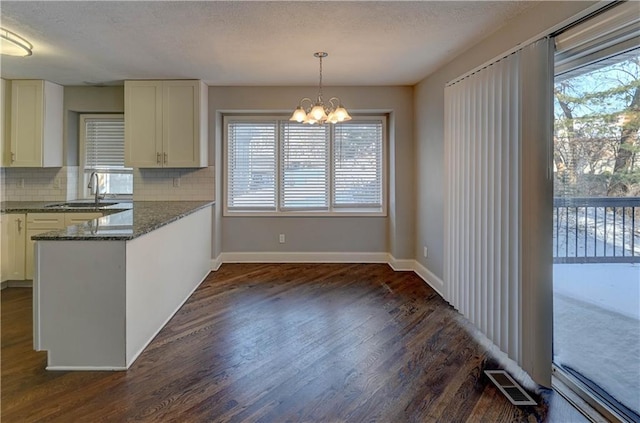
left=334, top=106, right=352, bottom=122
left=310, top=104, right=327, bottom=121
left=290, top=106, right=307, bottom=122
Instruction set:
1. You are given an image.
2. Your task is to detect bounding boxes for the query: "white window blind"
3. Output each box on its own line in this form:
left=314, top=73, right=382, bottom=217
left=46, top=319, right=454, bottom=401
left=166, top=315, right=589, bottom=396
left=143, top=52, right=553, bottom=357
left=333, top=121, right=383, bottom=208
left=227, top=121, right=277, bottom=210
left=225, top=116, right=386, bottom=215
left=280, top=123, right=328, bottom=210
left=84, top=117, right=126, bottom=171
left=81, top=115, right=132, bottom=196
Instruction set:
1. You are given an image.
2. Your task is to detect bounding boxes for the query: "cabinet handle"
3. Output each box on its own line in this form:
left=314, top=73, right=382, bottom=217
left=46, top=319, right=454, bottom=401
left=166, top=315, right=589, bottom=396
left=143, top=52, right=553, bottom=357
left=10, top=152, right=15, bottom=163
left=164, top=152, right=168, bottom=164
left=16, top=218, right=22, bottom=233
left=156, top=152, right=161, bottom=165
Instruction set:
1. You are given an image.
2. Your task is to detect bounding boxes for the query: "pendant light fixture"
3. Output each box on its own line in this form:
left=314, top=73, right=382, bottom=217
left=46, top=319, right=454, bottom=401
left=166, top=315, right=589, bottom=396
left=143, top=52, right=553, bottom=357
left=290, top=52, right=351, bottom=125
left=0, top=27, right=32, bottom=57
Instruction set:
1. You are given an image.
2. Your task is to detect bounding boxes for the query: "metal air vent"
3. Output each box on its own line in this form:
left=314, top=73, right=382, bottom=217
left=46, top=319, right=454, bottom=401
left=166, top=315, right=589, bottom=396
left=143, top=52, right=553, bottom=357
left=485, top=370, right=537, bottom=406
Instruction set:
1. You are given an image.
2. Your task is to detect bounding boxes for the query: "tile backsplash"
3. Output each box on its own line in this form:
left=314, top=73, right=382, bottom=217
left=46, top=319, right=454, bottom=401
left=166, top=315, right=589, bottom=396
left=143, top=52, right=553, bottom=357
left=1, top=167, right=71, bottom=202
left=1, top=165, right=214, bottom=202
left=133, top=166, right=215, bottom=201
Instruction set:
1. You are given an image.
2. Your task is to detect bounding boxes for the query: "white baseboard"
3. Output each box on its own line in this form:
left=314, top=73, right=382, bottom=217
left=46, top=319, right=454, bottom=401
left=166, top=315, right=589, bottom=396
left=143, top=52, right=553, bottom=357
left=388, top=256, right=415, bottom=271
left=46, top=365, right=128, bottom=371
left=210, top=253, right=446, bottom=302
left=217, top=251, right=390, bottom=264
left=211, top=257, right=222, bottom=271
left=1, top=280, right=33, bottom=290
left=413, top=261, right=445, bottom=298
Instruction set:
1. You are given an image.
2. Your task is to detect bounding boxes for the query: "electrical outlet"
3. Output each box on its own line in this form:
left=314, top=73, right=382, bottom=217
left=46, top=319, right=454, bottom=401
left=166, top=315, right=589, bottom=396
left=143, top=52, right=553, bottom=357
left=18, top=178, right=25, bottom=189
left=279, top=234, right=285, bottom=244
left=53, top=177, right=61, bottom=189
left=173, top=177, right=181, bottom=187
left=423, top=246, right=428, bottom=258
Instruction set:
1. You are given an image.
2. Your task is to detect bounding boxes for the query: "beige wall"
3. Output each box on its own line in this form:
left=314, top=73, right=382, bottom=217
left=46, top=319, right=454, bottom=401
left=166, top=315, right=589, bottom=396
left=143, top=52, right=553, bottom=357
left=63, top=86, right=124, bottom=166
left=414, top=1, right=601, bottom=281
left=209, top=86, right=414, bottom=259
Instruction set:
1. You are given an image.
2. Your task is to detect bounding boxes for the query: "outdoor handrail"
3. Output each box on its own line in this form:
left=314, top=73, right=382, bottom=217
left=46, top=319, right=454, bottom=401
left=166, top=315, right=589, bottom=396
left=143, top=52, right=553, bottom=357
left=553, top=196, right=640, bottom=264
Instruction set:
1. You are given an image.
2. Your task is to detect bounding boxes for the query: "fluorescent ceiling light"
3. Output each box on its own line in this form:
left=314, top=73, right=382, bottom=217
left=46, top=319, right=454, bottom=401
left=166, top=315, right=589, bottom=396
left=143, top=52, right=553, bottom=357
left=1, top=27, right=33, bottom=57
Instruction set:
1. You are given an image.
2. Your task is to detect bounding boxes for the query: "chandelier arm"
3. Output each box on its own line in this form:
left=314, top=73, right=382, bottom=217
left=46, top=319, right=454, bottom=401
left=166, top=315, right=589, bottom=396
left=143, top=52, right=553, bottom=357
left=327, top=97, right=341, bottom=110
left=299, top=97, right=314, bottom=110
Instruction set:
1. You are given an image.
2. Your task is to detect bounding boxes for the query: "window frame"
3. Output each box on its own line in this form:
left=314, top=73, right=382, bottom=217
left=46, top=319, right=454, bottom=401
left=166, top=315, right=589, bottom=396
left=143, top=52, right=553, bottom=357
left=223, top=114, right=388, bottom=217
left=78, top=114, right=132, bottom=200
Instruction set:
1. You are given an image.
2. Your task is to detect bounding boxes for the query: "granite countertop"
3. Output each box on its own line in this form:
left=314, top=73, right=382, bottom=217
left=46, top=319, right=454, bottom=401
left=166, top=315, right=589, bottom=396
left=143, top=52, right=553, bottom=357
left=0, top=200, right=130, bottom=214
left=0, top=201, right=213, bottom=241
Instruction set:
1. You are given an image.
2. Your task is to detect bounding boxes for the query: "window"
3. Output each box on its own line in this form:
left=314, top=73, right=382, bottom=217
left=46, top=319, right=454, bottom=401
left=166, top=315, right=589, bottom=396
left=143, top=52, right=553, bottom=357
left=79, top=114, right=132, bottom=198
left=225, top=116, right=386, bottom=215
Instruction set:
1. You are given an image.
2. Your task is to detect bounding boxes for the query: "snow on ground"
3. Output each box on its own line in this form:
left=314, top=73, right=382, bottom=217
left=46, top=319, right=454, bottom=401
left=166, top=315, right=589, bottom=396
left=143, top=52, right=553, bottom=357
left=554, top=264, right=640, bottom=319
left=554, top=263, right=640, bottom=416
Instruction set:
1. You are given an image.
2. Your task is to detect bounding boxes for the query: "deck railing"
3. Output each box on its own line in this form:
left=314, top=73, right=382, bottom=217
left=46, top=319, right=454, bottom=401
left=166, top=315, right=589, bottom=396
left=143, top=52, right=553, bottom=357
left=553, top=197, right=640, bottom=263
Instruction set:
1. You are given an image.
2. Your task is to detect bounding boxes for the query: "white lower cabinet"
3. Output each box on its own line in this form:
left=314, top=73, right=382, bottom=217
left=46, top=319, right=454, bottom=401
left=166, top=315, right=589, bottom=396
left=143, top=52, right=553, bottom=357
left=64, top=212, right=103, bottom=226
left=20, top=212, right=104, bottom=280
left=1, top=214, right=27, bottom=282
left=25, top=214, right=65, bottom=280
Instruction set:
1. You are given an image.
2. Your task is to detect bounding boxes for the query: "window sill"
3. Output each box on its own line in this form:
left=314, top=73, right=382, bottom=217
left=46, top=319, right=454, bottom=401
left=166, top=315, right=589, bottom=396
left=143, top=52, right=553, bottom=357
left=223, top=209, right=387, bottom=218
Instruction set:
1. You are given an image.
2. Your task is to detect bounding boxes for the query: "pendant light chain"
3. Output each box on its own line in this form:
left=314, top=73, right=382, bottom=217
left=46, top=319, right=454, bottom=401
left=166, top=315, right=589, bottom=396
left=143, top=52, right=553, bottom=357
left=289, top=51, right=352, bottom=124
left=317, top=52, right=324, bottom=103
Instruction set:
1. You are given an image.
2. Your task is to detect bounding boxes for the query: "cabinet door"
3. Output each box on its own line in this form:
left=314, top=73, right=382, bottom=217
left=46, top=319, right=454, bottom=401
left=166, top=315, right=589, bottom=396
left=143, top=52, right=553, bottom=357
left=163, top=80, right=207, bottom=168
left=2, top=214, right=26, bottom=281
left=64, top=212, right=103, bottom=226
left=125, top=81, right=163, bottom=168
left=10, top=80, right=43, bottom=167
left=25, top=213, right=65, bottom=280
left=8, top=80, right=62, bottom=168
left=1, top=79, right=6, bottom=167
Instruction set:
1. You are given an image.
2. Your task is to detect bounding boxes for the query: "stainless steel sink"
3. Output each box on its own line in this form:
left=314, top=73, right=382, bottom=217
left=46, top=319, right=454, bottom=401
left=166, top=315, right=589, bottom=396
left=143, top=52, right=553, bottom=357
left=44, top=202, right=120, bottom=209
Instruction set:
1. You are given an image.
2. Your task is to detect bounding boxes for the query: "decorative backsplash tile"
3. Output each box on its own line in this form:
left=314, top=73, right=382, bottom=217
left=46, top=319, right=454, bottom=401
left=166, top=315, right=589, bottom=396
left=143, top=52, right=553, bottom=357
left=133, top=166, right=215, bottom=201
left=1, top=165, right=215, bottom=202
left=1, top=167, right=69, bottom=202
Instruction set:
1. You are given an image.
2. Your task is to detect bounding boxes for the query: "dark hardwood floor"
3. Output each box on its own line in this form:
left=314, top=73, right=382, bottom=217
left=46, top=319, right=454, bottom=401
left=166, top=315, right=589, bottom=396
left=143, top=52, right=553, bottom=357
left=2, top=263, right=587, bottom=422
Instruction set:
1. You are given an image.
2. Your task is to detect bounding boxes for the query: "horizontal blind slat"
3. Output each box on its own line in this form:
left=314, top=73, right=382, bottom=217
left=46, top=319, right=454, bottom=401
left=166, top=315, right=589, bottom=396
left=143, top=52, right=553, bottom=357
left=227, top=121, right=277, bottom=209
left=280, top=123, right=329, bottom=209
left=333, top=121, right=383, bottom=208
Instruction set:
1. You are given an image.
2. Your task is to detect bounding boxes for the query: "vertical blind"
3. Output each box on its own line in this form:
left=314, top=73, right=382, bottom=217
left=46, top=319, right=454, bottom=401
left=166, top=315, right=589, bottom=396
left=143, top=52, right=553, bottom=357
left=444, top=38, right=553, bottom=386
left=84, top=117, right=126, bottom=171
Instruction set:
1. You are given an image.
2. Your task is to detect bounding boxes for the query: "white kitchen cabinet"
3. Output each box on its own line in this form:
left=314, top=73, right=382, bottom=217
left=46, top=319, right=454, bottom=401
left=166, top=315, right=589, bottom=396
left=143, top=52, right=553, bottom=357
left=1, top=214, right=26, bottom=281
left=1, top=78, right=7, bottom=167
left=25, top=213, right=65, bottom=280
left=64, top=212, right=103, bottom=226
left=8, top=80, right=63, bottom=167
left=24, top=212, right=104, bottom=280
left=124, top=80, right=207, bottom=168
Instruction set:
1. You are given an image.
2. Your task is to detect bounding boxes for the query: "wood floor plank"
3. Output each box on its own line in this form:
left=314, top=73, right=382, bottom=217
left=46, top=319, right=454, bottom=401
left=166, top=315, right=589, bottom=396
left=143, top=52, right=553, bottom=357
left=1, top=263, right=586, bottom=422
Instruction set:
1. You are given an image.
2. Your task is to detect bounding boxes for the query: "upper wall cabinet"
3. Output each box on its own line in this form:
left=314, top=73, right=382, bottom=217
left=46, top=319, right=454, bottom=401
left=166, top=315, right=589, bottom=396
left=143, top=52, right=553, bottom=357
left=7, top=80, right=63, bottom=167
left=124, top=80, right=208, bottom=168
left=1, top=79, right=6, bottom=166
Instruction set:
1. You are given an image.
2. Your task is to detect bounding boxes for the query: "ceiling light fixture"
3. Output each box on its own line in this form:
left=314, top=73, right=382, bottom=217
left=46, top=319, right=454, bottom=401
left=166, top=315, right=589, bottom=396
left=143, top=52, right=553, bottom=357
left=0, top=27, right=33, bottom=57
left=290, top=52, right=351, bottom=125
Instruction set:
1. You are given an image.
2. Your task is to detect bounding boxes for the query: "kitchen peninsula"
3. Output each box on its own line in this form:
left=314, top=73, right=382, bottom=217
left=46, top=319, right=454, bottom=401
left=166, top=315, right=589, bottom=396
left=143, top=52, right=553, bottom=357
left=4, top=201, right=213, bottom=371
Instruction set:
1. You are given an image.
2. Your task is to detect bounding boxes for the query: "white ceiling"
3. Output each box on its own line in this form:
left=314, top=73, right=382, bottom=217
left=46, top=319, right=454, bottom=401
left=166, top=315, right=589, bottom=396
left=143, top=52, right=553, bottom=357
left=0, top=1, right=536, bottom=87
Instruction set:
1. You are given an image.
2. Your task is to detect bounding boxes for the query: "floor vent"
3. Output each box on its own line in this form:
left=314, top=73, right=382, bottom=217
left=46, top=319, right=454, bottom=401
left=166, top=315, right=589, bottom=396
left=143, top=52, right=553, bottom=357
left=485, top=370, right=537, bottom=406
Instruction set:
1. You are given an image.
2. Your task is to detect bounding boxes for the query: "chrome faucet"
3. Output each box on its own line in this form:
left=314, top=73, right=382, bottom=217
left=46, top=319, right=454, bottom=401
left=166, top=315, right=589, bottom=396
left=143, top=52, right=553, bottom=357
left=88, top=172, right=104, bottom=206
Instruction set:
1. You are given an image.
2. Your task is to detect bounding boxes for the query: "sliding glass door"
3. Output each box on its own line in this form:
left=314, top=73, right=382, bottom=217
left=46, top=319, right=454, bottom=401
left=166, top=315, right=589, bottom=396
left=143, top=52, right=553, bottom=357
left=553, top=40, right=640, bottom=421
